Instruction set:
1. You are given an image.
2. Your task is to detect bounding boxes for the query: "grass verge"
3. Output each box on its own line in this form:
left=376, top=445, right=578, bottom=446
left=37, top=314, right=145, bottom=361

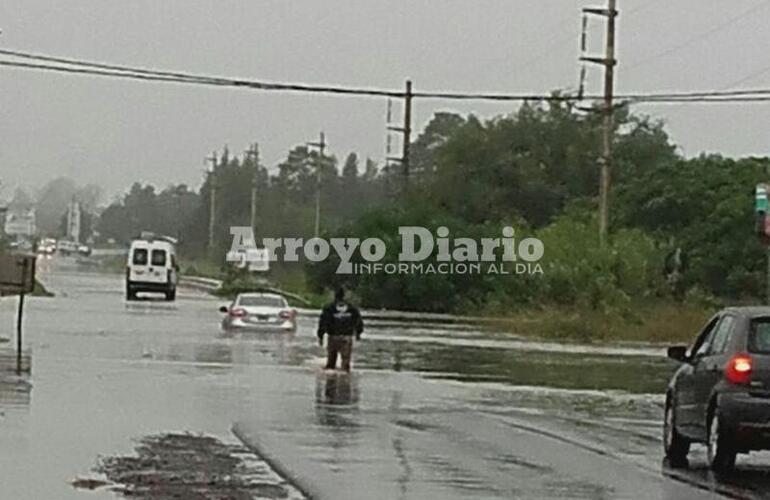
left=494, top=301, right=713, bottom=344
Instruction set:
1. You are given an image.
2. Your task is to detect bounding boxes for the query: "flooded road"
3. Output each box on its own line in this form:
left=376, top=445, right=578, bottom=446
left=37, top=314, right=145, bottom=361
left=0, top=267, right=766, bottom=498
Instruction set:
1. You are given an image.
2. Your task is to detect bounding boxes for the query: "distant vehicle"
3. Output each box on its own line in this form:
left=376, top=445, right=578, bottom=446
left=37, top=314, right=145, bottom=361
left=665, top=307, right=770, bottom=471
left=37, top=238, right=56, bottom=255
left=219, top=293, right=296, bottom=333
left=56, top=239, right=79, bottom=255
left=9, top=239, right=32, bottom=252
left=126, top=236, right=179, bottom=301
left=77, top=244, right=92, bottom=257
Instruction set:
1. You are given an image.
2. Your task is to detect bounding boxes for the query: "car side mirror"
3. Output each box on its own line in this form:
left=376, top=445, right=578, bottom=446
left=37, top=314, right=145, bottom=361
left=667, top=345, right=689, bottom=363
left=219, top=306, right=228, bottom=313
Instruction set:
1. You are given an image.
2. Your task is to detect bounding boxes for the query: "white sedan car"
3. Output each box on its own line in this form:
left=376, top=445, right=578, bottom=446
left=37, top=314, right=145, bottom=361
left=219, top=293, right=297, bottom=333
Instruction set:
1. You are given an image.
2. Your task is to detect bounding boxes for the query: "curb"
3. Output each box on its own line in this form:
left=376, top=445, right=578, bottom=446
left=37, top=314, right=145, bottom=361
left=178, top=276, right=222, bottom=292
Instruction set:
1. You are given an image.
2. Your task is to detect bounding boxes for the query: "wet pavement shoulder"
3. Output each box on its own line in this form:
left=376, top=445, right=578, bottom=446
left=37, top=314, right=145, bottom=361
left=232, top=368, right=722, bottom=500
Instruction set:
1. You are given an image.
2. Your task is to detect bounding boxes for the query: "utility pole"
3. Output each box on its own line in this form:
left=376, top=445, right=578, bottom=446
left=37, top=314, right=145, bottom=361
left=386, top=79, right=413, bottom=191
left=205, top=151, right=218, bottom=252
left=754, top=182, right=770, bottom=304
left=244, top=143, right=260, bottom=236
left=762, top=163, right=770, bottom=305
left=66, top=198, right=81, bottom=244
left=581, top=0, right=618, bottom=246
left=307, top=132, right=326, bottom=237
left=765, top=236, right=770, bottom=305
left=402, top=80, right=413, bottom=185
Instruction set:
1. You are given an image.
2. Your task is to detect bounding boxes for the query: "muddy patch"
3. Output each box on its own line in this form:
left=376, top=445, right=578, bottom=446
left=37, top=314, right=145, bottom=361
left=90, top=433, right=304, bottom=500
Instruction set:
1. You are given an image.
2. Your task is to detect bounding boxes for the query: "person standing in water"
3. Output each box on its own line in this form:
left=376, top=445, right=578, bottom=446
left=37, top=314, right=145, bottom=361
left=317, top=287, right=364, bottom=372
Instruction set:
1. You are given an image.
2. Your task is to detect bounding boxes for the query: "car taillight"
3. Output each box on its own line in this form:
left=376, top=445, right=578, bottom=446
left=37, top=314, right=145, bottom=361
left=229, top=308, right=247, bottom=318
left=725, top=354, right=753, bottom=385
left=279, top=310, right=295, bottom=320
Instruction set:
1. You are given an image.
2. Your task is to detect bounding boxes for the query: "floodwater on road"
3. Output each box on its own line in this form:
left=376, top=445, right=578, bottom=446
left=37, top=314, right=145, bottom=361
left=0, top=266, right=766, bottom=498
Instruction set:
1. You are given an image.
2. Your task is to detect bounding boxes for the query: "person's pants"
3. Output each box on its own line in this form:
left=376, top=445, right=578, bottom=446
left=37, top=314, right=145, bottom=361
left=325, top=336, right=353, bottom=371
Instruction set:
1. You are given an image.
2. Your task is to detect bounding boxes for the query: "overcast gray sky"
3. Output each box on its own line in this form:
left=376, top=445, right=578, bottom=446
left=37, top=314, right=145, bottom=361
left=1, top=0, right=769, bottom=199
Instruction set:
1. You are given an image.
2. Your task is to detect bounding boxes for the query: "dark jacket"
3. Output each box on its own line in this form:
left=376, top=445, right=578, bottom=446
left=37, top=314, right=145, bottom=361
left=317, top=301, right=364, bottom=339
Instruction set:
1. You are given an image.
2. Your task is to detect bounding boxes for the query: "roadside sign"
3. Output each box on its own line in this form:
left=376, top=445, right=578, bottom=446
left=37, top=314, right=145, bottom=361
left=228, top=248, right=270, bottom=272
left=0, top=254, right=36, bottom=295
left=758, top=184, right=769, bottom=214
left=0, top=254, right=36, bottom=375
left=247, top=248, right=270, bottom=272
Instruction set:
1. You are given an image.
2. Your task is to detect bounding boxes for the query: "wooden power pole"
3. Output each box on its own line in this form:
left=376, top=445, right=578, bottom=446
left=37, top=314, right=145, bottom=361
left=307, top=132, right=326, bottom=237
left=244, top=143, right=260, bottom=236
left=402, top=79, right=413, bottom=185
left=205, top=151, right=218, bottom=252
left=582, top=0, right=618, bottom=246
left=386, top=79, right=414, bottom=191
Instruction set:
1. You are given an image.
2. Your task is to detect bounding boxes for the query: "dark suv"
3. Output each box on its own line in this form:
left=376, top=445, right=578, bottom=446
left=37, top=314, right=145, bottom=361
left=665, top=307, right=770, bottom=471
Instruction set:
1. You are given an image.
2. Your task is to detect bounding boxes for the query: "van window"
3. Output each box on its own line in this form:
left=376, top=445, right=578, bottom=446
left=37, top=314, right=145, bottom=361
left=749, top=318, right=770, bottom=354
left=132, top=249, right=148, bottom=265
left=151, top=249, right=167, bottom=266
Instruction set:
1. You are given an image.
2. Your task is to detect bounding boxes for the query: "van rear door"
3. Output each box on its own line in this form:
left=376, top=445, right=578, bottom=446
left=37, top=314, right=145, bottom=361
left=129, top=245, right=170, bottom=284
left=144, top=247, right=169, bottom=284
left=129, top=245, right=150, bottom=283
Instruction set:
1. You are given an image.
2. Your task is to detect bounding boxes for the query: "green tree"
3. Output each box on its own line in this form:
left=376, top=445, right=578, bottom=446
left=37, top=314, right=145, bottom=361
left=615, top=155, right=768, bottom=298
left=35, top=177, right=77, bottom=236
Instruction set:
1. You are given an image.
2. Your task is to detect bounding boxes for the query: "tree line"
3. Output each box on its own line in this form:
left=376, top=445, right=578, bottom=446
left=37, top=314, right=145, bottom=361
left=64, top=99, right=770, bottom=313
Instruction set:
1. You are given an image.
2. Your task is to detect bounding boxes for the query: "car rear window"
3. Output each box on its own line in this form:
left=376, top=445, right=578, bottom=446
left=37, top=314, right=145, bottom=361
left=132, top=248, right=148, bottom=265
left=749, top=318, right=770, bottom=354
left=237, top=296, right=285, bottom=307
left=151, top=249, right=167, bottom=266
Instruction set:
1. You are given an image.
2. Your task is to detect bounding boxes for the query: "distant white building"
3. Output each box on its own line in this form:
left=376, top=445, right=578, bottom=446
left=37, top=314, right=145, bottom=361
left=66, top=200, right=81, bottom=243
left=4, top=210, right=36, bottom=238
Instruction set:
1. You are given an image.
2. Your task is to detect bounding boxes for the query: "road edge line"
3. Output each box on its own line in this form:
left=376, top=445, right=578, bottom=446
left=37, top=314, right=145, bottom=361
left=231, top=423, right=318, bottom=500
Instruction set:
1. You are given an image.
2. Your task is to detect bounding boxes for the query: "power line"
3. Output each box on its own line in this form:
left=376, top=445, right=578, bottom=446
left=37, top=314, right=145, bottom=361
left=4, top=49, right=770, bottom=104
left=0, top=48, right=226, bottom=84
left=3, top=47, right=770, bottom=101
left=516, top=0, right=664, bottom=72
left=413, top=88, right=770, bottom=102
left=0, top=59, right=214, bottom=86
left=0, top=52, right=405, bottom=98
left=721, top=63, right=770, bottom=90
left=636, top=96, right=770, bottom=103
left=626, top=0, right=770, bottom=72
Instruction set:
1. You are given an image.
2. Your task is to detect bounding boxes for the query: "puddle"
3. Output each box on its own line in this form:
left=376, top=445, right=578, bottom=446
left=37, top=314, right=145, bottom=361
left=94, top=433, right=304, bottom=500
left=354, top=339, right=676, bottom=394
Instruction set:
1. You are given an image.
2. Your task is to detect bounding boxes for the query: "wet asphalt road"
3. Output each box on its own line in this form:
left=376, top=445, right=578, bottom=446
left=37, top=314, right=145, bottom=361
left=1, top=265, right=769, bottom=498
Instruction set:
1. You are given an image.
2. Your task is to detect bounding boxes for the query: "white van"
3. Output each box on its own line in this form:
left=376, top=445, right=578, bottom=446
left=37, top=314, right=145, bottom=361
left=126, top=236, right=179, bottom=301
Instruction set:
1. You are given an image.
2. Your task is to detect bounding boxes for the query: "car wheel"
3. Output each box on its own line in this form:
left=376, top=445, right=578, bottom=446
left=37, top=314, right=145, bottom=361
left=165, top=289, right=176, bottom=301
left=663, top=397, right=690, bottom=466
left=126, top=287, right=137, bottom=301
left=707, top=407, right=737, bottom=472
